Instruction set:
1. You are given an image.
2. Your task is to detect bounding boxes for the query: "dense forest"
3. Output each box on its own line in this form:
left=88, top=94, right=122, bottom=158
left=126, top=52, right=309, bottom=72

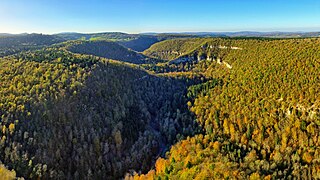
left=0, top=36, right=319, bottom=179
left=0, top=34, right=64, bottom=57
left=132, top=38, right=320, bottom=179
left=0, top=45, right=206, bottom=179
left=66, top=41, right=149, bottom=64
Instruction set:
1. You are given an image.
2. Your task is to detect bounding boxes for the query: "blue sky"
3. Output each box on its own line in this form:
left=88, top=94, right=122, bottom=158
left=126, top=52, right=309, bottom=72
left=0, top=0, right=320, bottom=34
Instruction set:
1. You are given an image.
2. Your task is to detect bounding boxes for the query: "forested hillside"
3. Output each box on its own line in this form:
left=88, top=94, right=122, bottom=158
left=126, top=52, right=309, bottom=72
left=143, top=38, right=209, bottom=60
left=66, top=41, right=150, bottom=64
left=0, top=36, right=319, bottom=180
left=119, top=36, right=160, bottom=52
left=132, top=38, right=320, bottom=179
left=0, top=47, right=202, bottom=179
left=55, top=32, right=137, bottom=41
left=56, top=32, right=160, bottom=52
left=56, top=32, right=197, bottom=52
left=0, top=34, right=64, bottom=57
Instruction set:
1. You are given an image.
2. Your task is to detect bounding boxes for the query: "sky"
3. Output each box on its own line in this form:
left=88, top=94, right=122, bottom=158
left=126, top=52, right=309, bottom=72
left=0, top=0, right=320, bottom=34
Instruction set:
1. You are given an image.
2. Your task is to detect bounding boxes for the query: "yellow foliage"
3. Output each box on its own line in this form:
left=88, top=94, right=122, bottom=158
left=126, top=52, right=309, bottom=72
left=237, top=118, right=243, bottom=132
left=307, top=123, right=315, bottom=135
left=194, top=168, right=210, bottom=180
left=302, top=152, right=313, bottom=164
left=187, top=101, right=192, bottom=107
left=0, top=165, right=16, bottom=180
left=144, top=170, right=155, bottom=180
left=241, top=134, right=248, bottom=145
left=133, top=173, right=154, bottom=180
left=223, top=119, right=230, bottom=134
left=155, top=158, right=167, bottom=174
left=245, top=150, right=258, bottom=162
left=291, top=127, right=298, bottom=142
left=134, top=174, right=144, bottom=180
left=271, top=150, right=283, bottom=163
left=229, top=123, right=236, bottom=141
left=126, top=170, right=155, bottom=180
left=264, top=175, right=272, bottom=180
left=2, top=125, right=6, bottom=134
left=232, top=170, right=240, bottom=177
left=281, top=132, right=288, bottom=152
left=8, top=123, right=15, bottom=135
left=213, top=141, right=221, bottom=151
left=1, top=136, right=6, bottom=144
left=249, top=172, right=260, bottom=180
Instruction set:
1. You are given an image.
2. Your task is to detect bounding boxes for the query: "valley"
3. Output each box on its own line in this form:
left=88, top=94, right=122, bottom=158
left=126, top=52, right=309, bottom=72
left=0, top=33, right=319, bottom=179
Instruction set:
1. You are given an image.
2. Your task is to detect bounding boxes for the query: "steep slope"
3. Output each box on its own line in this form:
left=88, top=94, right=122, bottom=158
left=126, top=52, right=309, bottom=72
left=2, top=36, right=319, bottom=179
left=56, top=32, right=199, bottom=52
left=119, top=36, right=160, bottom=52
left=143, top=38, right=209, bottom=60
left=133, top=38, right=320, bottom=179
left=66, top=41, right=147, bottom=64
left=141, top=38, right=239, bottom=74
left=56, top=32, right=160, bottom=52
left=0, top=47, right=200, bottom=179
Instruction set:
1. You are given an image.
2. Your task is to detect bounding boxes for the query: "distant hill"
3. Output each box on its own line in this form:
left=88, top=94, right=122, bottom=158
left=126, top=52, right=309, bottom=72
left=56, top=32, right=137, bottom=41
left=56, top=31, right=320, bottom=54
left=143, top=38, right=209, bottom=60
left=0, top=33, right=64, bottom=57
left=56, top=32, right=201, bottom=52
left=66, top=41, right=148, bottom=64
left=0, top=34, right=63, bottom=48
left=119, top=34, right=201, bottom=52
left=223, top=31, right=320, bottom=38
left=56, top=32, right=159, bottom=52
left=141, top=31, right=320, bottom=38
left=118, top=36, right=159, bottom=52
left=55, top=32, right=91, bottom=40
left=0, top=33, right=16, bottom=37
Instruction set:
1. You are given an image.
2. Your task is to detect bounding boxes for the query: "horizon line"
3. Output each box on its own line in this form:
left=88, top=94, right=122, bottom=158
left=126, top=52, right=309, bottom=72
left=1, top=30, right=320, bottom=35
